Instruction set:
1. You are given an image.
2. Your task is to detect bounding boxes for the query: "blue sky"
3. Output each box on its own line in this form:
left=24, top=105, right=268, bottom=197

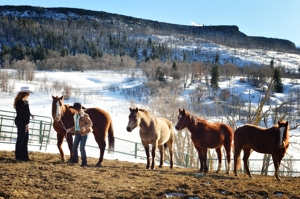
left=1, top=0, right=300, bottom=47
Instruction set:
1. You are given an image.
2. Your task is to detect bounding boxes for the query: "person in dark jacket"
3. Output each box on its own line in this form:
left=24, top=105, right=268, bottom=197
left=13, top=86, right=34, bottom=161
left=67, top=103, right=93, bottom=167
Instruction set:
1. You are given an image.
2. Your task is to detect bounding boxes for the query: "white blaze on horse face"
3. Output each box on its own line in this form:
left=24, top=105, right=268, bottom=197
left=56, top=101, right=61, bottom=120
left=175, top=115, right=183, bottom=130
left=279, top=126, right=286, bottom=146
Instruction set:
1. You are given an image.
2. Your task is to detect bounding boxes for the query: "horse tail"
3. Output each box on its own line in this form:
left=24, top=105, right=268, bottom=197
left=236, top=154, right=241, bottom=170
left=107, top=121, right=115, bottom=153
left=233, top=145, right=242, bottom=170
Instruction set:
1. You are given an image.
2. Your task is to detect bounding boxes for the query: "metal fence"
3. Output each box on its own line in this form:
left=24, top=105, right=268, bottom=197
left=0, top=109, right=53, bottom=151
left=1, top=109, right=300, bottom=177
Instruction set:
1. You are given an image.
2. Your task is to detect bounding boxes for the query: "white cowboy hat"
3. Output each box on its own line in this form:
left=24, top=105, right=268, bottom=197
left=18, top=86, right=33, bottom=94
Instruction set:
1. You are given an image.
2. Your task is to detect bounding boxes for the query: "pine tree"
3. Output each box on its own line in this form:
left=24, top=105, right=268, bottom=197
left=172, top=61, right=177, bottom=71
left=210, top=64, right=219, bottom=90
left=273, top=68, right=283, bottom=93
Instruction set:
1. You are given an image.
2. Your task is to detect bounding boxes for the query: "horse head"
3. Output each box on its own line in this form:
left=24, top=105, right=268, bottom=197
left=175, top=108, right=190, bottom=131
left=126, top=107, right=140, bottom=132
left=278, top=120, right=289, bottom=148
left=52, top=95, right=65, bottom=121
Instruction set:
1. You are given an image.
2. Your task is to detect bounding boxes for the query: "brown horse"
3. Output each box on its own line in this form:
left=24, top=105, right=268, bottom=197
left=175, top=108, right=234, bottom=174
left=51, top=95, right=114, bottom=167
left=126, top=107, right=174, bottom=170
left=233, top=121, right=289, bottom=181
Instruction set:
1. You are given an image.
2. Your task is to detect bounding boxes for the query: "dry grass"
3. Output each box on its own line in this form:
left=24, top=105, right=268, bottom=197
left=0, top=150, right=299, bottom=199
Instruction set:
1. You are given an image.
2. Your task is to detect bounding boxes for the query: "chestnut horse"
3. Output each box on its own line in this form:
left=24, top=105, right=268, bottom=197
left=175, top=108, right=234, bottom=174
left=126, top=107, right=174, bottom=170
left=51, top=96, right=114, bottom=167
left=234, top=121, right=289, bottom=181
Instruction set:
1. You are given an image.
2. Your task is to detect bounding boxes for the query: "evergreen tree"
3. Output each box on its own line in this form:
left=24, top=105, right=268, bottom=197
left=210, top=64, right=219, bottom=90
left=270, top=59, right=274, bottom=69
left=273, top=68, right=283, bottom=93
left=172, top=61, right=177, bottom=71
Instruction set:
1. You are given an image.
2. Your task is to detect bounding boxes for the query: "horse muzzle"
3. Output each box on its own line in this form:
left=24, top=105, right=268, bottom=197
left=279, top=141, right=285, bottom=148
left=126, top=126, right=132, bottom=132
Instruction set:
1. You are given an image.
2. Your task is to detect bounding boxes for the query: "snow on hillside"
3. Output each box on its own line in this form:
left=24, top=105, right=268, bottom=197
left=1, top=70, right=300, bottom=173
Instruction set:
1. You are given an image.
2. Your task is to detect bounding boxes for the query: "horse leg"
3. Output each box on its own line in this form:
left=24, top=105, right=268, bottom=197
left=243, top=148, right=253, bottom=178
left=143, top=143, right=151, bottom=169
left=273, top=154, right=283, bottom=181
left=202, top=148, right=209, bottom=173
left=57, top=133, right=65, bottom=163
left=234, top=147, right=242, bottom=177
left=158, top=145, right=164, bottom=168
left=197, top=148, right=204, bottom=173
left=91, top=128, right=107, bottom=167
left=215, top=147, right=222, bottom=173
left=167, top=142, right=174, bottom=169
left=95, top=140, right=106, bottom=167
left=151, top=145, right=157, bottom=170
left=66, top=133, right=74, bottom=162
left=224, top=142, right=232, bottom=174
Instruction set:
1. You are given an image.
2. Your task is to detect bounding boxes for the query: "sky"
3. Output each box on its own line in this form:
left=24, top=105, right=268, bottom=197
left=1, top=0, right=300, bottom=47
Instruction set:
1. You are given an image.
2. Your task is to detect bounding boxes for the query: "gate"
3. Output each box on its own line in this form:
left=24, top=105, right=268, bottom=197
left=0, top=109, right=53, bottom=151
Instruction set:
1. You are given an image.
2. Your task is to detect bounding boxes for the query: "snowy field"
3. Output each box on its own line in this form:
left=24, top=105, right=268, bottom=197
left=1, top=70, right=300, bottom=173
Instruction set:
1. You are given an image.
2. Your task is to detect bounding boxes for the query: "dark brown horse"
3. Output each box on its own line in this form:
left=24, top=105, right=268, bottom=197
left=126, top=107, right=174, bottom=170
left=175, top=108, right=234, bottom=174
left=233, top=121, right=289, bottom=181
left=51, top=95, right=114, bottom=167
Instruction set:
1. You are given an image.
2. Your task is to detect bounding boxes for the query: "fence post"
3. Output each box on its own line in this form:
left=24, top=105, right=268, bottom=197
left=0, top=115, right=3, bottom=135
left=39, top=121, right=43, bottom=144
left=185, top=154, right=189, bottom=167
left=135, top=143, right=138, bottom=158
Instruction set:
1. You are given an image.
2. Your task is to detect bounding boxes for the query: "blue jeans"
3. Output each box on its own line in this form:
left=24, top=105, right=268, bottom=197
left=15, top=120, right=29, bottom=160
left=72, top=133, right=88, bottom=165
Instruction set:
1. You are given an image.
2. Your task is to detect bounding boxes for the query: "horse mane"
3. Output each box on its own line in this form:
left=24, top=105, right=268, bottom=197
left=138, top=108, right=148, bottom=113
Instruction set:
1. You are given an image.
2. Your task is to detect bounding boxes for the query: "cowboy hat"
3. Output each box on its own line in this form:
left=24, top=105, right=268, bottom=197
left=69, top=102, right=86, bottom=111
left=18, top=86, right=33, bottom=94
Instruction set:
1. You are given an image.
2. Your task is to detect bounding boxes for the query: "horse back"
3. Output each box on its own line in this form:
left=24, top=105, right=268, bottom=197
left=85, top=108, right=112, bottom=131
left=156, top=117, right=174, bottom=145
left=192, top=121, right=231, bottom=149
left=234, top=125, right=284, bottom=154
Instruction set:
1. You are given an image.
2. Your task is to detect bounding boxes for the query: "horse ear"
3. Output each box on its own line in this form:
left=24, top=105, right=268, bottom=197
left=135, top=107, right=139, bottom=112
left=52, top=95, right=56, bottom=100
left=179, top=108, right=182, bottom=113
left=59, top=96, right=64, bottom=100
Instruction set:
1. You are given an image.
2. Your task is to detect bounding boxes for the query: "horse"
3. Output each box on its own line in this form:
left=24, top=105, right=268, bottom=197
left=51, top=95, right=115, bottom=167
left=233, top=121, right=289, bottom=181
left=126, top=107, right=174, bottom=170
left=175, top=108, right=234, bottom=174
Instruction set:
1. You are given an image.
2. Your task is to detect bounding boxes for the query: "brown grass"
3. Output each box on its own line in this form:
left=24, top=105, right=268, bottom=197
left=0, top=150, right=299, bottom=199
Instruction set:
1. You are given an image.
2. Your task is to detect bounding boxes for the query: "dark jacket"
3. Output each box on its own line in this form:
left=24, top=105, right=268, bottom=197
left=15, top=100, right=31, bottom=125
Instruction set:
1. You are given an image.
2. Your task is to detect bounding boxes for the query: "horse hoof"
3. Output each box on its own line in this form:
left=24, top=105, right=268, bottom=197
left=95, top=163, right=102, bottom=167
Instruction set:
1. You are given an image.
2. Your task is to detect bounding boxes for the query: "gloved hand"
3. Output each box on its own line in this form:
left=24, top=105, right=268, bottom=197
left=81, top=127, right=86, bottom=132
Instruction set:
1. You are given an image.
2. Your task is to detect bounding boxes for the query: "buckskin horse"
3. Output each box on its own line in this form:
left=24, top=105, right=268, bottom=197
left=234, top=121, right=289, bottom=181
left=126, top=107, right=174, bottom=170
left=175, top=108, right=234, bottom=174
left=51, top=95, right=114, bottom=167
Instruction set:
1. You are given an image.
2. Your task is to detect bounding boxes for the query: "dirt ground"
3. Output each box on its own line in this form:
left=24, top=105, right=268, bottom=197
left=0, top=150, right=299, bottom=199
